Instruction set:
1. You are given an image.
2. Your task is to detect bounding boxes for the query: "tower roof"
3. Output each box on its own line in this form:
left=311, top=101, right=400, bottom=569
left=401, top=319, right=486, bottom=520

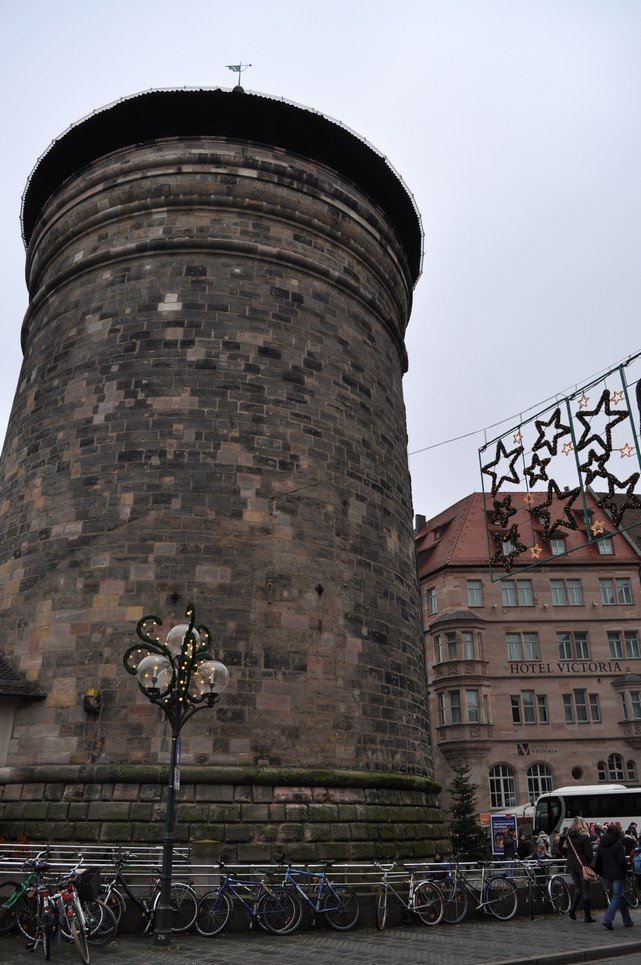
left=21, top=87, right=424, bottom=283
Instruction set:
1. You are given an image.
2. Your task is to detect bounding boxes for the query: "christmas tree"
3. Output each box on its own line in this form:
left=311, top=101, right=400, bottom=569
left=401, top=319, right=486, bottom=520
left=447, top=760, right=491, bottom=861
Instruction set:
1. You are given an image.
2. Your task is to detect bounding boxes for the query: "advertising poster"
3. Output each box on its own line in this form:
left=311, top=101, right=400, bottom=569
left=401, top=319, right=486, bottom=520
left=491, top=813, right=518, bottom=856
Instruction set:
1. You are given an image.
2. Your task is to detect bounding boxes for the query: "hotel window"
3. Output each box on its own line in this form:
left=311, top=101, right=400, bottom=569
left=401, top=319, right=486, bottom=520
left=437, top=692, right=445, bottom=726
left=510, top=691, right=548, bottom=725
left=434, top=635, right=443, bottom=663
left=488, top=764, right=517, bottom=809
left=466, top=689, right=480, bottom=723
left=462, top=631, right=475, bottom=660
left=619, top=690, right=641, bottom=720
left=510, top=690, right=548, bottom=724
left=598, top=538, right=613, bottom=555
left=619, top=692, right=629, bottom=720
left=506, top=632, right=540, bottom=662
left=450, top=691, right=461, bottom=724
left=563, top=690, right=599, bottom=724
left=501, top=579, right=533, bottom=607
left=608, top=630, right=640, bottom=659
left=550, top=579, right=583, bottom=606
left=428, top=587, right=437, bottom=614
left=557, top=631, right=590, bottom=661
left=527, top=763, right=553, bottom=802
left=446, top=632, right=457, bottom=660
left=551, top=538, right=565, bottom=556
left=467, top=580, right=483, bottom=607
left=597, top=755, right=633, bottom=782
left=600, top=578, right=633, bottom=605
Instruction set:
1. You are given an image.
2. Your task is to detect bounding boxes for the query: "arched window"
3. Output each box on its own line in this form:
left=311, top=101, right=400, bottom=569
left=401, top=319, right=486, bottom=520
left=489, top=763, right=516, bottom=809
left=527, top=763, right=553, bottom=802
left=607, top=753, right=624, bottom=781
left=627, top=760, right=637, bottom=781
left=597, top=760, right=607, bottom=782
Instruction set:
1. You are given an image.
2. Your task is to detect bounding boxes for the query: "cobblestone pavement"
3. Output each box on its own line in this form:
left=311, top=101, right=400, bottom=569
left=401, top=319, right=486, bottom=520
left=2, top=913, right=641, bottom=965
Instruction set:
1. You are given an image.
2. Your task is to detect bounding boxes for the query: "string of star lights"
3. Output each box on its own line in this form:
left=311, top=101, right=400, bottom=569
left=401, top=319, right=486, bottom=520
left=479, top=354, right=641, bottom=579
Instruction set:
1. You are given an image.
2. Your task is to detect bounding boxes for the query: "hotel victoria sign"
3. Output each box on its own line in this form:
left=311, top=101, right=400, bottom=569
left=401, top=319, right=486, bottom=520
left=509, top=660, right=623, bottom=675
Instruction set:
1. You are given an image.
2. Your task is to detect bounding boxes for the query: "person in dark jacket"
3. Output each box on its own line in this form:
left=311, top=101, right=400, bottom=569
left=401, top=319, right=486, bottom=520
left=517, top=831, right=533, bottom=860
left=502, top=827, right=516, bottom=879
left=559, top=817, right=596, bottom=922
left=598, top=824, right=633, bottom=929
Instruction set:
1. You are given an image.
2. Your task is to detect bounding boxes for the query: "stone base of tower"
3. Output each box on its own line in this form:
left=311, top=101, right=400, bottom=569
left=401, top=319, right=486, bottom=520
left=0, top=766, right=446, bottom=861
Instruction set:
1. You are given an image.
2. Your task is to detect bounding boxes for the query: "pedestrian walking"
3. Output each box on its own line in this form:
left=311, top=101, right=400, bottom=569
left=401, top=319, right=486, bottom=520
left=559, top=816, right=596, bottom=923
left=596, top=824, right=633, bottom=931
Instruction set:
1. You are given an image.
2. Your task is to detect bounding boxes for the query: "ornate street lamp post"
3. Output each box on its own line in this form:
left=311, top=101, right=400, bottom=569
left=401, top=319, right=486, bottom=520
left=124, top=603, right=229, bottom=946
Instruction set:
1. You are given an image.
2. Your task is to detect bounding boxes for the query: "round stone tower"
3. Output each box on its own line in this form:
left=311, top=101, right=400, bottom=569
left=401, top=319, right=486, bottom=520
left=0, top=88, right=443, bottom=859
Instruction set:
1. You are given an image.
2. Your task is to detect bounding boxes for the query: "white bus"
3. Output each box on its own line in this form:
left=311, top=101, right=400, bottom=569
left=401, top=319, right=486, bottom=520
left=534, top=784, right=641, bottom=836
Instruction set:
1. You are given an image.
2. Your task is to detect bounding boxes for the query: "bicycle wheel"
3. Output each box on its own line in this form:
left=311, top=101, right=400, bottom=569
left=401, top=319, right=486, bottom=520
left=321, top=885, right=360, bottom=931
left=41, top=910, right=51, bottom=961
left=624, top=875, right=639, bottom=909
left=414, top=881, right=444, bottom=925
left=16, top=892, right=38, bottom=939
left=441, top=880, right=469, bottom=924
left=169, top=882, right=198, bottom=932
left=68, top=903, right=90, bottom=965
left=83, top=898, right=118, bottom=946
left=484, top=875, right=518, bottom=921
left=256, top=888, right=301, bottom=935
left=195, top=890, right=233, bottom=937
left=548, top=875, right=571, bottom=913
left=376, top=884, right=388, bottom=930
left=100, top=886, right=125, bottom=925
left=0, top=880, right=22, bottom=933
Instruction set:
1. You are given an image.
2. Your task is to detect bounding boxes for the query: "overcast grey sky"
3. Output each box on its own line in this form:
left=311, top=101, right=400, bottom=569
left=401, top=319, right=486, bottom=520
left=1, top=0, right=640, bottom=521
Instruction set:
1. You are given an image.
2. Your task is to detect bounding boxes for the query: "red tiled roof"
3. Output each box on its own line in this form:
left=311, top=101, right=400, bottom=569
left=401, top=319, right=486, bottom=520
left=415, top=491, right=640, bottom=578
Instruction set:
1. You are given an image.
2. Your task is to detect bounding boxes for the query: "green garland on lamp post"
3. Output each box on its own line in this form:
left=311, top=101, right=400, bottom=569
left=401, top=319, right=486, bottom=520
left=123, top=602, right=229, bottom=946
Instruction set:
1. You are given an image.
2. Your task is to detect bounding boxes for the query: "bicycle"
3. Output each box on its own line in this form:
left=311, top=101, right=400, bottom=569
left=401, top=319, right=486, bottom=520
left=600, top=871, right=639, bottom=910
left=99, top=849, right=197, bottom=934
left=195, top=859, right=300, bottom=936
left=439, top=855, right=519, bottom=922
left=0, top=851, right=54, bottom=942
left=516, top=857, right=571, bottom=918
left=278, top=855, right=360, bottom=931
left=374, top=862, right=444, bottom=929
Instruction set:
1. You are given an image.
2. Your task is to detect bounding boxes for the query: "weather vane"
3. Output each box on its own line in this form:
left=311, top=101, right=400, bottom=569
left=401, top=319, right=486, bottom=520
left=226, top=62, right=252, bottom=87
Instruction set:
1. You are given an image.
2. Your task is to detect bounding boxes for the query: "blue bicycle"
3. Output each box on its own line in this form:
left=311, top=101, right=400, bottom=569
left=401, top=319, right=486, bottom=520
left=278, top=855, right=359, bottom=931
left=195, top=860, right=299, bottom=936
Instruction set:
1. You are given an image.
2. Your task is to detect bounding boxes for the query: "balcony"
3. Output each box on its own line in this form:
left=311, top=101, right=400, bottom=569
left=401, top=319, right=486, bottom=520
left=435, top=721, right=494, bottom=764
left=432, top=659, right=488, bottom=682
left=618, top=719, right=641, bottom=748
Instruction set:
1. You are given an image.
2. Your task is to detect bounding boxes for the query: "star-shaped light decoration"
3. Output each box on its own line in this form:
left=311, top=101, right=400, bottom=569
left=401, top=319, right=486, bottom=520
left=562, top=441, right=574, bottom=456
left=530, top=543, right=543, bottom=560
left=528, top=480, right=582, bottom=541
left=532, top=407, right=572, bottom=457
left=481, top=439, right=524, bottom=496
left=489, top=523, right=527, bottom=574
left=590, top=519, right=605, bottom=537
left=574, top=388, right=629, bottom=455
left=577, top=393, right=590, bottom=410
left=579, top=447, right=610, bottom=488
left=523, top=492, right=536, bottom=507
left=595, top=470, right=641, bottom=528
left=489, top=494, right=517, bottom=527
left=523, top=451, right=552, bottom=487
left=513, top=431, right=523, bottom=444
left=611, top=390, right=625, bottom=405
left=620, top=442, right=635, bottom=458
